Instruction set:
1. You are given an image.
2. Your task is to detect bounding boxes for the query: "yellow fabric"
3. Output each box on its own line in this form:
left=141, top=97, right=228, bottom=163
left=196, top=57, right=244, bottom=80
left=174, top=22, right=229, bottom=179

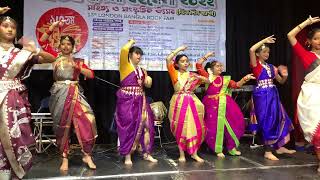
left=119, top=41, right=135, bottom=81
left=168, top=72, right=206, bottom=150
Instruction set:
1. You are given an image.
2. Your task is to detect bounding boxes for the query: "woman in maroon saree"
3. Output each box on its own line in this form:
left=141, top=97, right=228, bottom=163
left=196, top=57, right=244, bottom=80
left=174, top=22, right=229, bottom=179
left=0, top=6, right=55, bottom=179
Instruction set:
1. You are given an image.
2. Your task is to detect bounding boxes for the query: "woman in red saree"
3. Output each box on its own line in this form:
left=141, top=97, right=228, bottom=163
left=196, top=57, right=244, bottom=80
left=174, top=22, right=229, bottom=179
left=39, top=20, right=97, bottom=171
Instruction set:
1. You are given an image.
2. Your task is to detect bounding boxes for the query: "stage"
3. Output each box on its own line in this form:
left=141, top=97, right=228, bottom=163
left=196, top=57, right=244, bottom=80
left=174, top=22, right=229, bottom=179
left=24, top=141, right=319, bottom=180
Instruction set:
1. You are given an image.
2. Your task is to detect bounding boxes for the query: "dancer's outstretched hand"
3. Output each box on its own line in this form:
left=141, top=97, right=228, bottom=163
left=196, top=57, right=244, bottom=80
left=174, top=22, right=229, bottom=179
left=307, top=15, right=320, bottom=25
left=278, top=65, right=288, bottom=77
left=262, top=35, right=276, bottom=44
left=0, top=6, right=10, bottom=15
left=244, top=73, right=256, bottom=80
left=19, top=37, right=37, bottom=53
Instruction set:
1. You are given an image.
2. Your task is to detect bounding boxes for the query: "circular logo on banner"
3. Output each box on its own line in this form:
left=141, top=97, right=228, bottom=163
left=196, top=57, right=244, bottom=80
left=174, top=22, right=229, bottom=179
left=36, top=7, right=88, bottom=53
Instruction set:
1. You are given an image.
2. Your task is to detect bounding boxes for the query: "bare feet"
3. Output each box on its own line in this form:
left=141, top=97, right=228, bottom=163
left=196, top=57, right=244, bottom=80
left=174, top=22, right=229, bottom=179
left=143, top=154, right=158, bottom=163
left=82, top=155, right=96, bottom=169
left=229, top=148, right=241, bottom=156
left=276, top=147, right=296, bottom=154
left=191, top=153, right=204, bottom=163
left=217, top=153, right=225, bottom=158
left=124, top=154, right=133, bottom=165
left=318, top=163, right=320, bottom=173
left=60, top=157, right=68, bottom=171
left=178, top=148, right=186, bottom=163
left=178, top=156, right=186, bottom=163
left=264, top=151, right=279, bottom=161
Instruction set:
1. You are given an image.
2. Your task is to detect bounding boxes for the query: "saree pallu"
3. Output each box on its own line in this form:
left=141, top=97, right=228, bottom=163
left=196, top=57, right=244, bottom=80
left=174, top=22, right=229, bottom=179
left=253, top=65, right=293, bottom=149
left=203, top=76, right=245, bottom=153
left=297, top=63, right=320, bottom=149
left=169, top=72, right=206, bottom=155
left=115, top=72, right=155, bottom=156
left=49, top=81, right=97, bottom=154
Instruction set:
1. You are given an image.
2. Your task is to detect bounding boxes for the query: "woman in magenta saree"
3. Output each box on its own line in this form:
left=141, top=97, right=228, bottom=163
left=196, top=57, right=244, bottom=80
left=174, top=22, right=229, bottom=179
left=115, top=39, right=157, bottom=165
left=196, top=52, right=255, bottom=158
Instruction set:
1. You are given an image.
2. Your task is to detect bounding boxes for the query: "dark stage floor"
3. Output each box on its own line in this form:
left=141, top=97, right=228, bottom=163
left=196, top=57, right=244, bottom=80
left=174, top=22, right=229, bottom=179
left=24, top=140, right=320, bottom=180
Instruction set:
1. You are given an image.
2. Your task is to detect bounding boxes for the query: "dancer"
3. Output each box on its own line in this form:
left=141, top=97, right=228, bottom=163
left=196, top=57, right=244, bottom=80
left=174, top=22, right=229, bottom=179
left=0, top=6, right=56, bottom=179
left=166, top=45, right=209, bottom=163
left=249, top=36, right=295, bottom=161
left=115, top=39, right=157, bottom=165
left=39, top=20, right=97, bottom=171
left=196, top=52, right=255, bottom=158
left=287, top=15, right=320, bottom=171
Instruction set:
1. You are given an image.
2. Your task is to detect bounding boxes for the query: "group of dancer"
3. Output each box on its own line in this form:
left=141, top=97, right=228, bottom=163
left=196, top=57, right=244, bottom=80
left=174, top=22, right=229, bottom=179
left=1, top=3, right=320, bottom=179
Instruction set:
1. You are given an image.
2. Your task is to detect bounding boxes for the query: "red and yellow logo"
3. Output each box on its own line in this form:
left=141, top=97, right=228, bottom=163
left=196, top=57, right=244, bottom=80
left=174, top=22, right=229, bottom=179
left=36, top=7, right=88, bottom=53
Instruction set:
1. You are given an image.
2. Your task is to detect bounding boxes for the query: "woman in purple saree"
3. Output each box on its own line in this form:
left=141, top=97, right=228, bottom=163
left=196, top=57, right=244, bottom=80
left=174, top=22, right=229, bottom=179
left=115, top=39, right=157, bottom=165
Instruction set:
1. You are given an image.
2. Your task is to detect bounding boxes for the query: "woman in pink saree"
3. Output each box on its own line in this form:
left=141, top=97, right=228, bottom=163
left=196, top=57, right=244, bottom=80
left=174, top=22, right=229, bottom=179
left=166, top=45, right=209, bottom=163
left=196, top=52, right=255, bottom=158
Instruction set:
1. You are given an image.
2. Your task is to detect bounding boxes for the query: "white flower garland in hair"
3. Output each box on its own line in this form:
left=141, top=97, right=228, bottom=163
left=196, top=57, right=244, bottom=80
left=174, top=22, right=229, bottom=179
left=207, top=68, right=215, bottom=83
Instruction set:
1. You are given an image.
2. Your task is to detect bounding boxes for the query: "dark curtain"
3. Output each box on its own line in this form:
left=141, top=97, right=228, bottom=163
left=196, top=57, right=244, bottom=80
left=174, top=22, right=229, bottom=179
left=4, top=0, right=320, bottom=143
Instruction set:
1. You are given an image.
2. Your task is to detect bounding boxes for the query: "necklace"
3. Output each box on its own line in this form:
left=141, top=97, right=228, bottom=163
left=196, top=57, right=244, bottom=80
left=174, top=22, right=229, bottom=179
left=0, top=42, right=14, bottom=50
left=260, top=61, right=272, bottom=78
left=130, top=60, right=143, bottom=86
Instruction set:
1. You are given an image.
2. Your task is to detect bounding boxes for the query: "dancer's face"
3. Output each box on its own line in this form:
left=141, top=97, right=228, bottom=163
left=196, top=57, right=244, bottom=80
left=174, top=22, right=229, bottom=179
left=212, top=62, right=223, bottom=75
left=177, top=56, right=190, bottom=71
left=59, top=39, right=73, bottom=55
left=256, top=47, right=270, bottom=61
left=130, top=51, right=142, bottom=66
left=309, top=31, right=320, bottom=51
left=0, top=19, right=16, bottom=42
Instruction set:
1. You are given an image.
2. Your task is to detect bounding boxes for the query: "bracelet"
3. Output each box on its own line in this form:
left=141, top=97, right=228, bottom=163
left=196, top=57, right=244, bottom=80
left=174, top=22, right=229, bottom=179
left=202, top=56, right=207, bottom=61
left=45, top=29, right=53, bottom=35
left=35, top=48, right=41, bottom=55
left=243, top=76, right=249, bottom=82
left=297, top=25, right=302, bottom=30
left=308, top=17, right=313, bottom=25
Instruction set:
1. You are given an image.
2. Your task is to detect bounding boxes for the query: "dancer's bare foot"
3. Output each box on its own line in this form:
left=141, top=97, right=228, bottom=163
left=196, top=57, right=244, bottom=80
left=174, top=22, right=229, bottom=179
left=229, top=148, right=241, bottom=156
left=217, top=153, right=225, bottom=158
left=178, top=148, right=186, bottom=162
left=143, top=154, right=158, bottom=163
left=178, top=156, right=186, bottom=162
left=124, top=154, right=133, bottom=165
left=317, top=162, right=320, bottom=173
left=191, top=153, right=204, bottom=163
left=276, top=147, right=296, bottom=154
left=60, top=157, right=68, bottom=171
left=82, top=155, right=96, bottom=169
left=264, top=151, right=279, bottom=161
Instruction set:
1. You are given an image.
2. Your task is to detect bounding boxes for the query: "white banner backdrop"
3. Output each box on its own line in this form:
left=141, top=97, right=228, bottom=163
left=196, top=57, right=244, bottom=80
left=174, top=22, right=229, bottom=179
left=24, top=0, right=226, bottom=70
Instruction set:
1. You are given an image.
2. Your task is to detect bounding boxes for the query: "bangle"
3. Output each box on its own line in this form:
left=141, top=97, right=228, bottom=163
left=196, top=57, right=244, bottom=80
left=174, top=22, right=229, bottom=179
left=308, top=17, right=313, bottom=25
left=35, top=48, right=41, bottom=55
left=45, top=29, right=53, bottom=35
left=297, top=25, right=302, bottom=30
left=202, top=56, right=207, bottom=61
